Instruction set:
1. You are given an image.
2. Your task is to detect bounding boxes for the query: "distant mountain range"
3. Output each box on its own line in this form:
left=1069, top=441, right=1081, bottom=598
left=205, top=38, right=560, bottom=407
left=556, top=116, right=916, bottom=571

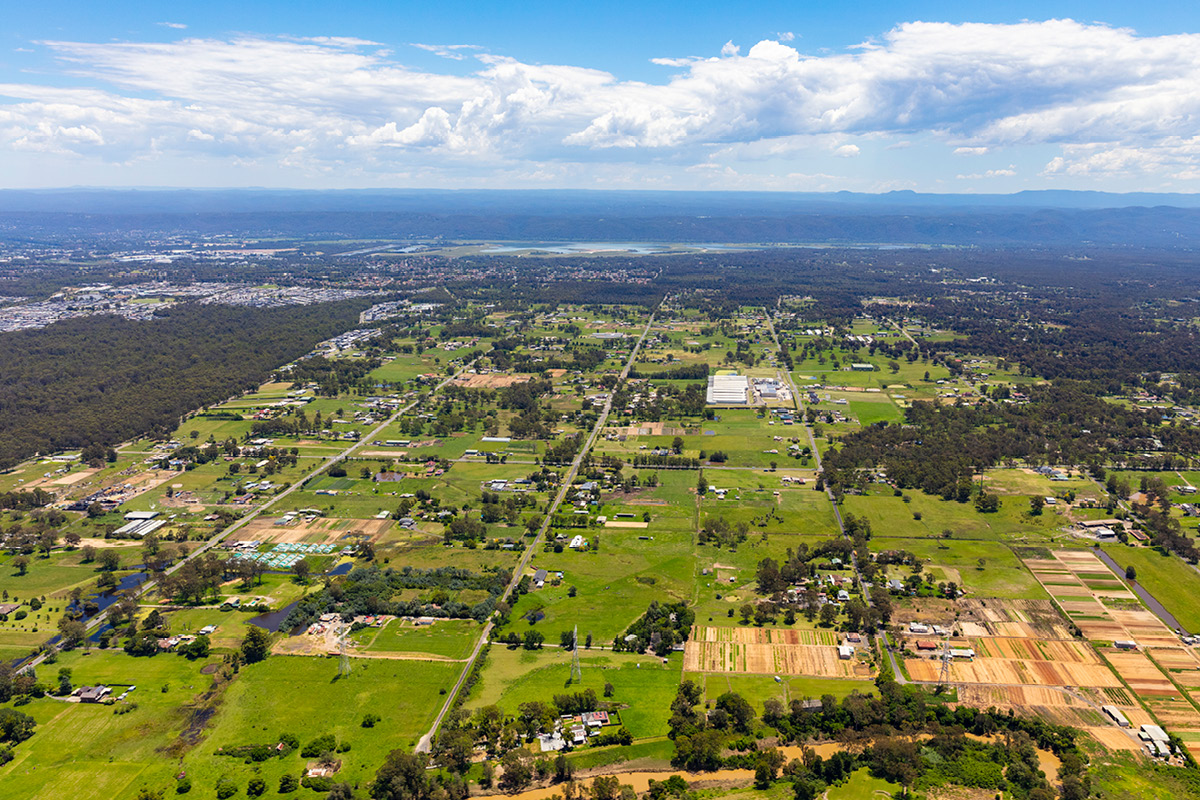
left=1, top=188, right=1199, bottom=247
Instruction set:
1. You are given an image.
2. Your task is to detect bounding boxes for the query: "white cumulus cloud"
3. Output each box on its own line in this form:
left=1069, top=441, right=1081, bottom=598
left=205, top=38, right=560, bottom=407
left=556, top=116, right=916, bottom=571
left=0, top=20, right=1197, bottom=186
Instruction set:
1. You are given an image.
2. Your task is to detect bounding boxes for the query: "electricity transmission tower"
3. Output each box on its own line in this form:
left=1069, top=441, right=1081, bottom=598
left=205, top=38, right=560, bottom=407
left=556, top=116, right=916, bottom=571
left=937, top=630, right=952, bottom=687
left=570, top=625, right=583, bottom=683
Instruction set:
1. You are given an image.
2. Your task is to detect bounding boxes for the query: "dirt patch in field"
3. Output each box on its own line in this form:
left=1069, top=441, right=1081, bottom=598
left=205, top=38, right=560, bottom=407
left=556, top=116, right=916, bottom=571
left=77, top=537, right=141, bottom=549
left=452, top=373, right=533, bottom=389
left=687, top=641, right=867, bottom=677
left=955, top=685, right=1079, bottom=707
left=1149, top=648, right=1200, bottom=669
left=52, top=469, right=98, bottom=486
left=973, top=638, right=1098, bottom=663
left=619, top=422, right=685, bottom=437
left=1046, top=585, right=1093, bottom=596
left=693, top=627, right=840, bottom=646
left=273, top=634, right=332, bottom=657
left=235, top=516, right=392, bottom=545
left=927, top=786, right=1003, bottom=800
left=956, top=598, right=1075, bottom=640
left=605, top=521, right=649, bottom=528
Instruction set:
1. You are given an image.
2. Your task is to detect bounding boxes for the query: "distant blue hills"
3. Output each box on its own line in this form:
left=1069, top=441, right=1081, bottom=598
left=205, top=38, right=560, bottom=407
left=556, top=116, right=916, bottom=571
left=1, top=188, right=1199, bottom=246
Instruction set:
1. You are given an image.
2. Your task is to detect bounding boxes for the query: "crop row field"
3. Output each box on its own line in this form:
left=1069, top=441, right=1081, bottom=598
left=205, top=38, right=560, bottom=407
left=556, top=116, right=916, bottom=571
left=691, top=625, right=842, bottom=646
left=906, top=654, right=1122, bottom=687
left=1024, top=549, right=1181, bottom=647
left=684, top=640, right=869, bottom=678
left=683, top=626, right=873, bottom=678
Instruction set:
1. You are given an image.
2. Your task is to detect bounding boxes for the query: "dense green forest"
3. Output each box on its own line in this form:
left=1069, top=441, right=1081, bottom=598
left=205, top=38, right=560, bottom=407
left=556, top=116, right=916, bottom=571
left=0, top=299, right=370, bottom=469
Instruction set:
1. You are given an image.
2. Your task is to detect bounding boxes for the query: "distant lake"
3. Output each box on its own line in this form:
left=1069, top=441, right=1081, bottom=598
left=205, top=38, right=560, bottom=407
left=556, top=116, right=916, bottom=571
left=474, top=241, right=914, bottom=254
left=476, top=242, right=748, bottom=255
left=479, top=242, right=670, bottom=254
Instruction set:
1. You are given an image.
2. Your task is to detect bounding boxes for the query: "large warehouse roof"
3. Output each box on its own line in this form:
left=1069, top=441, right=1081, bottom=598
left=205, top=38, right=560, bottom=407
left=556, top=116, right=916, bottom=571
left=706, top=373, right=749, bottom=404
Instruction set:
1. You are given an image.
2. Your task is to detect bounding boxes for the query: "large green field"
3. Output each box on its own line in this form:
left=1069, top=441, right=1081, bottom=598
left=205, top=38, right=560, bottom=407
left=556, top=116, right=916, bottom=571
left=842, top=485, right=1065, bottom=542
left=0, top=645, right=459, bottom=800
left=0, top=649, right=220, bottom=800
left=361, top=617, right=481, bottom=659
left=465, top=647, right=683, bottom=739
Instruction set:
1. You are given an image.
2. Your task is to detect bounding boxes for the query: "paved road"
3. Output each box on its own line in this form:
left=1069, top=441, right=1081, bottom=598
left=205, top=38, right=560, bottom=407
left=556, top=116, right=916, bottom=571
left=416, top=304, right=662, bottom=753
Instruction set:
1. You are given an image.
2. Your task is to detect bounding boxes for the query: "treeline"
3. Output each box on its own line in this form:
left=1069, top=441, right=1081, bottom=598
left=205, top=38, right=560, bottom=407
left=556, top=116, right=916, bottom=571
left=0, top=490, right=54, bottom=510
left=281, top=564, right=508, bottom=630
left=823, top=381, right=1196, bottom=498
left=0, top=299, right=371, bottom=469
left=628, top=363, right=710, bottom=380
left=276, top=354, right=381, bottom=396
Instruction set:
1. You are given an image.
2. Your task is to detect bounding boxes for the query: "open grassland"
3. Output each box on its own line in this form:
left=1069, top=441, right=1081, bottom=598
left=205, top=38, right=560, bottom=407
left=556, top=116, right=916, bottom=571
left=0, top=550, right=137, bottom=599
left=0, top=650, right=458, bottom=800
left=595, top=408, right=801, bottom=470
left=983, top=468, right=1104, bottom=502
left=181, top=655, right=459, bottom=796
left=504, top=538, right=694, bottom=643
left=842, top=486, right=1067, bottom=542
left=885, top=538, right=1047, bottom=599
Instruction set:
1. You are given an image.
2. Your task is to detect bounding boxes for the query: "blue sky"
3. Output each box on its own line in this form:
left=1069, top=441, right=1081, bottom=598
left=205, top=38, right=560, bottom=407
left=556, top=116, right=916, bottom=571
left=2, top=1, right=1199, bottom=191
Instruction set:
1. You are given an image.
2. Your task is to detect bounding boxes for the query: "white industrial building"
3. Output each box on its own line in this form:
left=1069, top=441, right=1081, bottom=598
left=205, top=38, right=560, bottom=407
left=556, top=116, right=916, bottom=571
left=707, top=374, right=749, bottom=404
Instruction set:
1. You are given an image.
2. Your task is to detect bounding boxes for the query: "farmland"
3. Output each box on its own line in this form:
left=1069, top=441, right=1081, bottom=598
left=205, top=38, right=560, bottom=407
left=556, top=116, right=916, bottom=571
left=3, top=256, right=1200, bottom=800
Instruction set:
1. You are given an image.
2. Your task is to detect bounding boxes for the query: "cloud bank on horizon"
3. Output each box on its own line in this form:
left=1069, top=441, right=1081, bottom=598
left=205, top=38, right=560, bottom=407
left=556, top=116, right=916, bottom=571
left=1, top=19, right=1199, bottom=190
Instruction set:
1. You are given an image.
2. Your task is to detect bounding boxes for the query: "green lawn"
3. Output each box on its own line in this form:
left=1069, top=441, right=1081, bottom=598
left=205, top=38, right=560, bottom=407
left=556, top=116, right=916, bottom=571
left=826, top=768, right=901, bottom=800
